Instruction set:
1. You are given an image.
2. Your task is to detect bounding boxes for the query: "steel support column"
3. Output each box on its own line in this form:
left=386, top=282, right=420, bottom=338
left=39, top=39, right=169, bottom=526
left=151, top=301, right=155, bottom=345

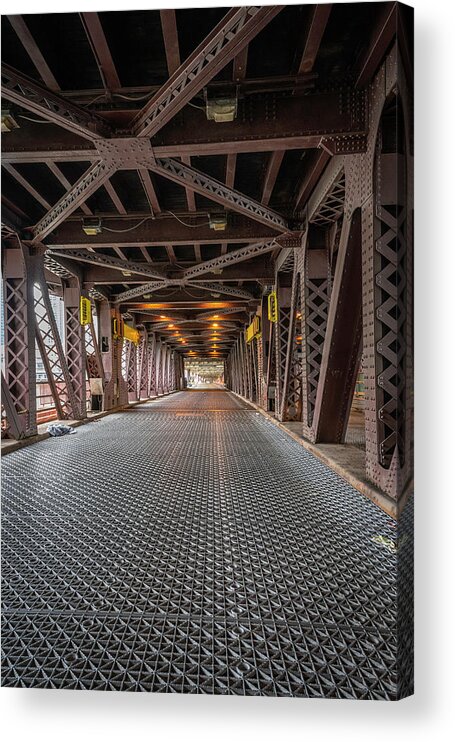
left=33, top=255, right=81, bottom=420
left=63, top=280, right=87, bottom=419
left=99, top=301, right=128, bottom=410
left=2, top=245, right=37, bottom=437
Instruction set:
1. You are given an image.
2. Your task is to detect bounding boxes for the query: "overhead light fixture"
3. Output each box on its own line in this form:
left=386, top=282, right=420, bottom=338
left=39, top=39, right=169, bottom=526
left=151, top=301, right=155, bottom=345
left=209, top=213, right=228, bottom=232
left=122, top=270, right=132, bottom=277
left=82, top=217, right=102, bottom=236
left=205, top=88, right=238, bottom=123
left=1, top=109, right=19, bottom=133
left=210, top=292, right=221, bottom=298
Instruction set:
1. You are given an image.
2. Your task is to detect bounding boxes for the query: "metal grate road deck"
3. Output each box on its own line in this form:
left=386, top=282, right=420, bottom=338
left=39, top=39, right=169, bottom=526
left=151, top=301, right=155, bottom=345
left=1, top=391, right=413, bottom=698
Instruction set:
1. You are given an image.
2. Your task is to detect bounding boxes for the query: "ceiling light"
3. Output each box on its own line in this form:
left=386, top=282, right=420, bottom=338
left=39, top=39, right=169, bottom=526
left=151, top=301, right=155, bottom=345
left=210, top=292, right=221, bottom=298
left=206, top=97, right=238, bottom=123
left=82, top=217, right=102, bottom=236
left=209, top=213, right=228, bottom=231
left=122, top=270, right=132, bottom=277
left=1, top=110, right=19, bottom=133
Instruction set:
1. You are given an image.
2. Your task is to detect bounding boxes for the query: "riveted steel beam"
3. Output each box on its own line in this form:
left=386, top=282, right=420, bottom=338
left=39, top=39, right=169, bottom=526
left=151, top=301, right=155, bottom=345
left=2, top=87, right=368, bottom=162
left=183, top=239, right=279, bottom=280
left=151, top=157, right=288, bottom=232
left=31, top=160, right=116, bottom=241
left=1, top=64, right=111, bottom=141
left=47, top=248, right=166, bottom=280
left=132, top=6, right=283, bottom=138
left=43, top=214, right=277, bottom=248
left=186, top=281, right=255, bottom=301
left=113, top=281, right=169, bottom=304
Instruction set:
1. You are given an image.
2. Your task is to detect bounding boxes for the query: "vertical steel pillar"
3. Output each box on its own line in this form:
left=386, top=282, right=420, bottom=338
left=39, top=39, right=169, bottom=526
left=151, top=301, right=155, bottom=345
left=33, top=254, right=81, bottom=420
left=63, top=279, right=87, bottom=419
left=99, top=301, right=127, bottom=409
left=155, top=340, right=163, bottom=395
left=138, top=326, right=149, bottom=399
left=362, top=86, right=413, bottom=499
left=312, top=212, right=363, bottom=442
left=147, top=332, right=157, bottom=397
left=275, top=277, right=292, bottom=417
left=279, top=266, right=303, bottom=422
left=300, top=240, right=332, bottom=439
left=2, top=244, right=37, bottom=437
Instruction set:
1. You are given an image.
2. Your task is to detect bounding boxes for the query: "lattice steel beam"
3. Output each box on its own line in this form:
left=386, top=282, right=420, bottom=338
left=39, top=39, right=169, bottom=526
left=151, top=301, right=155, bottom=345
left=32, top=160, right=115, bottom=241
left=47, top=162, right=93, bottom=216
left=196, top=307, right=248, bottom=319
left=3, top=245, right=37, bottom=437
left=112, top=281, right=169, bottom=304
left=151, top=158, right=288, bottom=232
left=1, top=64, right=111, bottom=141
left=185, top=281, right=256, bottom=301
left=47, top=248, right=166, bottom=280
left=183, top=239, right=279, bottom=280
left=132, top=6, right=283, bottom=138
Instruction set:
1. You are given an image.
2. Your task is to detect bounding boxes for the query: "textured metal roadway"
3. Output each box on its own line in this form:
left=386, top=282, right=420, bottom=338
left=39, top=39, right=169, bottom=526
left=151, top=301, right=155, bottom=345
left=1, top=391, right=412, bottom=698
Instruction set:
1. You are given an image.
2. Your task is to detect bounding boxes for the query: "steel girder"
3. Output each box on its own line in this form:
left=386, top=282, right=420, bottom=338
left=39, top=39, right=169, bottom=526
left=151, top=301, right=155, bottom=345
left=226, top=44, right=413, bottom=502
left=63, top=281, right=87, bottom=420
left=33, top=258, right=82, bottom=420
left=311, top=212, right=362, bottom=442
left=43, top=215, right=278, bottom=249
left=47, top=248, right=165, bottom=280
left=99, top=302, right=128, bottom=410
left=0, top=64, right=111, bottom=141
left=2, top=245, right=37, bottom=437
left=2, top=88, right=368, bottom=163
left=112, top=279, right=256, bottom=304
left=1, top=372, right=24, bottom=440
left=85, top=304, right=104, bottom=382
left=279, top=268, right=303, bottom=422
left=182, top=239, right=279, bottom=280
left=32, top=160, right=116, bottom=241
left=131, top=6, right=283, bottom=138
left=151, top=158, right=288, bottom=232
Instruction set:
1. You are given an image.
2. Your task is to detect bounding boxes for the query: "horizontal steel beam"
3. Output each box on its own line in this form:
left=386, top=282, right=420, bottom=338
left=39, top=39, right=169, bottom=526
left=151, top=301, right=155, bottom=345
left=1, top=87, right=367, bottom=162
left=152, top=88, right=367, bottom=156
left=43, top=215, right=278, bottom=247
left=113, top=277, right=256, bottom=304
left=81, top=259, right=273, bottom=284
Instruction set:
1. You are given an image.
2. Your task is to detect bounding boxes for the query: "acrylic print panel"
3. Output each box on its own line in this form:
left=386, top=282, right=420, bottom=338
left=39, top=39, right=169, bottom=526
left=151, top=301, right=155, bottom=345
left=0, top=2, right=414, bottom=700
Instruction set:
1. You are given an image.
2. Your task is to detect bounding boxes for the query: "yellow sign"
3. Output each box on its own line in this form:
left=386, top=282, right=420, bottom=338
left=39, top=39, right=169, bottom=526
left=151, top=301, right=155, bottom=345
left=79, top=296, right=92, bottom=326
left=123, top=322, right=140, bottom=345
left=245, top=315, right=260, bottom=343
left=268, top=291, right=278, bottom=322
